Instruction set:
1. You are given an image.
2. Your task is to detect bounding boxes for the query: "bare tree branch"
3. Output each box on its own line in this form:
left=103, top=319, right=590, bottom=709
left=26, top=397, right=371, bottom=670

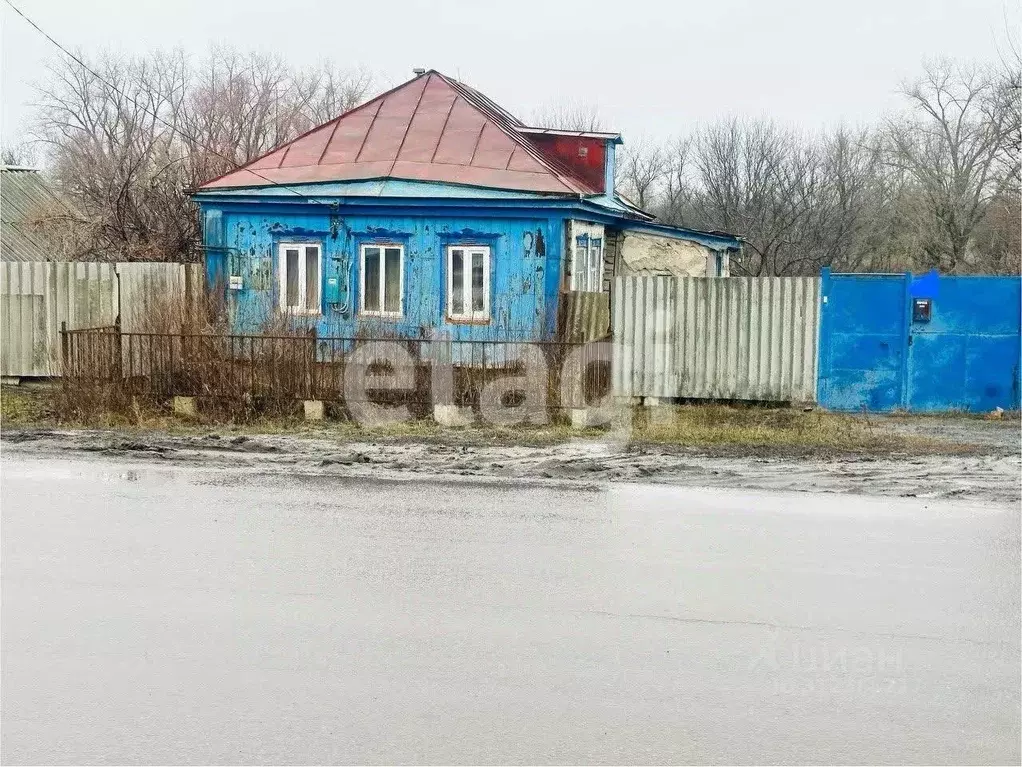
left=30, top=47, right=373, bottom=261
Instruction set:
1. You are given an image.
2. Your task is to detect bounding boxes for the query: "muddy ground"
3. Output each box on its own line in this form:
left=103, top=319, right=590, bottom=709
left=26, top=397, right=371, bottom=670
left=4, top=415, right=1019, bottom=505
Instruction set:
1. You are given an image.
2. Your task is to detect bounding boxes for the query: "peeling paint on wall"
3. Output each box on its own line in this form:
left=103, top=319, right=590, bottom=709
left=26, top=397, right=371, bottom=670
left=618, top=231, right=721, bottom=278
left=205, top=205, right=564, bottom=341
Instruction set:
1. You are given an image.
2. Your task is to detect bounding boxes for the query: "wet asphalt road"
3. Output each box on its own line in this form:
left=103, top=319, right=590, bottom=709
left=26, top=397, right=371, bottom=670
left=2, top=453, right=1019, bottom=765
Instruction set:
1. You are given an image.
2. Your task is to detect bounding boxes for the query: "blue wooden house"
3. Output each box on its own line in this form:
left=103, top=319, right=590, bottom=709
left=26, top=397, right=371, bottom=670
left=193, top=70, right=741, bottom=341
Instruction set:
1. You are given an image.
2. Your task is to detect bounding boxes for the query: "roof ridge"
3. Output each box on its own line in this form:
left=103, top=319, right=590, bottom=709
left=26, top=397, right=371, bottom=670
left=436, top=73, right=593, bottom=196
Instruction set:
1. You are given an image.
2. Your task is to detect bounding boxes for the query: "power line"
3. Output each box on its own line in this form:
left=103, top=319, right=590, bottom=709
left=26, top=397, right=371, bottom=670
left=4, top=0, right=325, bottom=202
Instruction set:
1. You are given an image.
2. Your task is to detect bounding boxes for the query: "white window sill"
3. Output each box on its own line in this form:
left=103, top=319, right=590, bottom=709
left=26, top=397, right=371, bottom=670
left=447, top=315, right=492, bottom=325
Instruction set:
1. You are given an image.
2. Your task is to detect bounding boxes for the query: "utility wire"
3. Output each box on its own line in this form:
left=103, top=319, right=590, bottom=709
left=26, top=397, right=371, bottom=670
left=4, top=0, right=328, bottom=202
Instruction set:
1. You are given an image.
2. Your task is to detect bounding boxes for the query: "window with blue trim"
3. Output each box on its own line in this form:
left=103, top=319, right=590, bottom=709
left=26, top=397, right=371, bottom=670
left=572, top=235, right=603, bottom=292
left=447, top=245, right=490, bottom=322
left=360, top=244, right=404, bottom=317
left=278, top=242, right=321, bottom=314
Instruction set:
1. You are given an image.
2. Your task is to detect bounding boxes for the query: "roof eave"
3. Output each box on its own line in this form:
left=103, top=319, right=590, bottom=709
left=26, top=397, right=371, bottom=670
left=621, top=220, right=744, bottom=250
left=518, top=127, right=623, bottom=144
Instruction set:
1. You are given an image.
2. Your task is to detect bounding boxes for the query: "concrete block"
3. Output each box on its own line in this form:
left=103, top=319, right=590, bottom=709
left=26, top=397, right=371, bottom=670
left=570, top=408, right=594, bottom=429
left=303, top=400, right=325, bottom=421
left=433, top=404, right=475, bottom=427
left=571, top=408, right=614, bottom=429
left=173, top=396, right=197, bottom=417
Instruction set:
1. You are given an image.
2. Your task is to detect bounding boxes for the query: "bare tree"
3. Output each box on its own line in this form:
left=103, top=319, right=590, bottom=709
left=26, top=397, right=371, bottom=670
left=808, top=127, right=901, bottom=272
left=1, top=141, right=40, bottom=166
left=684, top=119, right=817, bottom=275
left=885, top=59, right=1019, bottom=272
left=655, top=120, right=959, bottom=276
left=23, top=46, right=1020, bottom=275
left=656, top=137, right=692, bottom=223
left=621, top=54, right=1020, bottom=276
left=529, top=99, right=604, bottom=131
left=181, top=48, right=371, bottom=182
left=31, top=47, right=372, bottom=262
left=616, top=137, right=671, bottom=211
left=32, top=49, right=191, bottom=260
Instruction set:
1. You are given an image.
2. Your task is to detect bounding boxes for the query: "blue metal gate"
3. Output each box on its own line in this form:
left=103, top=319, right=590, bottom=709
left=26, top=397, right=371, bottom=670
left=817, top=268, right=1021, bottom=412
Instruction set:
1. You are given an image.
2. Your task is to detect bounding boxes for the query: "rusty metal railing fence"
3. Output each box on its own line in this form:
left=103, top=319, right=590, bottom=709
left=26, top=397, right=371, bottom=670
left=61, top=327, right=612, bottom=418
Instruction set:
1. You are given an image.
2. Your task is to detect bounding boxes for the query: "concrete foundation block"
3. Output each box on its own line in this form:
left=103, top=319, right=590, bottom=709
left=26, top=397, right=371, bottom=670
left=303, top=400, right=325, bottom=421
left=570, top=408, right=599, bottom=429
left=173, top=396, right=197, bottom=417
left=433, top=404, right=475, bottom=427
left=572, top=407, right=620, bottom=430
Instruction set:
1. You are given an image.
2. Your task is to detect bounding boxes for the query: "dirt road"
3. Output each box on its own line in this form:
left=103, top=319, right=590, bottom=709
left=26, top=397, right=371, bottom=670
left=4, top=415, right=1018, bottom=504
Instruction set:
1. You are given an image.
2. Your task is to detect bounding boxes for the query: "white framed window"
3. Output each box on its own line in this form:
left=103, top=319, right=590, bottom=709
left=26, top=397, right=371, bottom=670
left=360, top=243, right=404, bottom=317
left=588, top=237, right=603, bottom=291
left=278, top=242, right=322, bottom=314
left=447, top=245, right=491, bottom=322
left=571, top=236, right=604, bottom=293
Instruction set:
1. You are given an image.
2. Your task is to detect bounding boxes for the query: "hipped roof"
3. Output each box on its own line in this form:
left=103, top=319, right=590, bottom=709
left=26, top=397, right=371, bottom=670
left=199, top=71, right=603, bottom=196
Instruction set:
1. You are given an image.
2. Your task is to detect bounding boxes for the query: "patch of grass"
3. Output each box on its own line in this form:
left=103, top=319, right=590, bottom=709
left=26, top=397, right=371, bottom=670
left=631, top=404, right=949, bottom=453
left=3, top=384, right=175, bottom=431
left=1, top=386, right=55, bottom=426
left=2, top=384, right=969, bottom=455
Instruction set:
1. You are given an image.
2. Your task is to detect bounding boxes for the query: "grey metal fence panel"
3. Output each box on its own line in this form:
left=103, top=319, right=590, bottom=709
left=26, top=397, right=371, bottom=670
left=0, top=262, right=200, bottom=378
left=675, top=276, right=819, bottom=402
left=612, top=275, right=676, bottom=398
left=612, top=275, right=820, bottom=402
left=0, top=262, right=119, bottom=377
left=116, top=262, right=201, bottom=333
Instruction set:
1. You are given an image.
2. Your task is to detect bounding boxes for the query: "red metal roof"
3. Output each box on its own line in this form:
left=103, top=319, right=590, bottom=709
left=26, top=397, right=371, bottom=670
left=199, top=71, right=601, bottom=195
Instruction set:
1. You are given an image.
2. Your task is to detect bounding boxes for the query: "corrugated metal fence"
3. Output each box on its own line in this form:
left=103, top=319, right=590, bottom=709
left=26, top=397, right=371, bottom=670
left=117, top=262, right=203, bottom=333
left=1, top=262, right=200, bottom=378
left=613, top=275, right=820, bottom=403
left=612, top=275, right=677, bottom=398
left=1, top=262, right=118, bottom=377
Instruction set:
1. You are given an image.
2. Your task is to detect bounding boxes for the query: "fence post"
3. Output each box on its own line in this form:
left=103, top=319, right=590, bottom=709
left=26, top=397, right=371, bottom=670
left=307, top=326, right=317, bottom=400
left=60, top=321, right=68, bottom=375
left=169, top=324, right=176, bottom=396
left=113, top=323, right=123, bottom=381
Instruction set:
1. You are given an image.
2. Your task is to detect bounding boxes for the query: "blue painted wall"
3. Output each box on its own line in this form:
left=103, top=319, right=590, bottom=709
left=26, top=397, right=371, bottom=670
left=200, top=201, right=565, bottom=342
left=818, top=269, right=1021, bottom=412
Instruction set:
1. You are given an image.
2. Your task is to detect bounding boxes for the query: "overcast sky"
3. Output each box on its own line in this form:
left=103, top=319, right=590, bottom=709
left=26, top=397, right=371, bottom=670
left=1, top=0, right=1017, bottom=149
